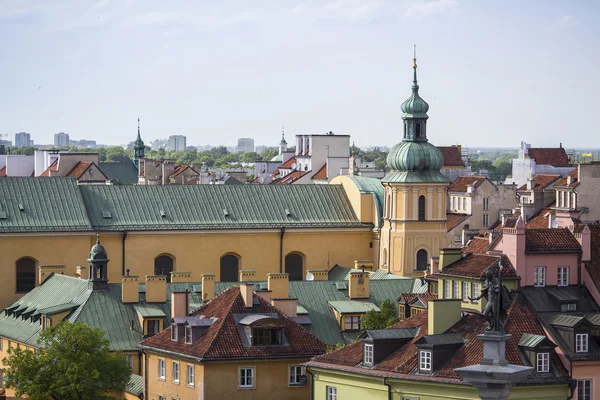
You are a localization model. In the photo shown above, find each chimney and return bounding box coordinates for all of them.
[201,274,215,301]
[428,299,462,335]
[348,270,370,299]
[145,275,167,303]
[171,291,189,319]
[353,260,374,271]
[567,175,573,185]
[170,271,194,283]
[239,270,256,282]
[240,283,254,308]
[39,265,65,284]
[548,213,556,229]
[307,269,328,281]
[267,273,289,299]
[75,265,87,279]
[526,179,533,190]
[439,248,462,270]
[271,298,298,318]
[122,275,140,303]
[430,256,440,274]
[576,225,591,262]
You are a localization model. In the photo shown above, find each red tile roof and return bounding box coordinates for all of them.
[436,146,464,167]
[66,161,94,178]
[170,165,199,178]
[312,163,327,180]
[446,213,470,232]
[524,206,555,229]
[141,286,326,360]
[462,236,490,255]
[311,293,568,382]
[279,156,297,170]
[273,170,309,184]
[554,168,579,188]
[525,229,581,253]
[526,148,570,167]
[517,174,561,191]
[40,159,59,177]
[447,176,487,193]
[399,292,438,304]
[0,166,6,177]
[437,254,516,279]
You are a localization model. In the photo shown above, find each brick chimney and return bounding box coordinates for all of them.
[171,291,189,319]
[430,256,440,274]
[439,248,462,270]
[428,299,462,335]
[348,270,370,299]
[353,260,374,271]
[575,225,591,262]
[170,271,194,283]
[239,270,256,282]
[201,274,215,301]
[267,273,289,299]
[307,269,328,281]
[122,273,140,303]
[145,275,166,303]
[240,283,254,308]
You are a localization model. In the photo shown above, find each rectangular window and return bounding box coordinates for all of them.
[158,359,165,379]
[534,267,546,287]
[558,266,569,286]
[483,197,489,211]
[483,213,489,227]
[344,316,360,330]
[172,361,179,383]
[454,235,461,244]
[576,334,589,353]
[252,328,283,345]
[458,197,462,210]
[185,326,192,344]
[171,325,178,341]
[239,367,255,388]
[147,320,159,335]
[462,282,469,302]
[419,350,432,371]
[158,396,166,400]
[187,364,194,386]
[577,379,592,400]
[327,386,337,400]
[399,304,406,320]
[472,283,480,303]
[289,365,305,385]
[444,280,451,299]
[454,281,460,299]
[364,344,374,364]
[452,197,456,210]
[125,354,133,370]
[536,352,549,372]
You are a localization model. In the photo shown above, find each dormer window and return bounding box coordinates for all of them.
[364,344,374,365]
[171,325,178,341]
[576,333,588,353]
[252,328,283,346]
[419,350,431,371]
[185,326,192,344]
[536,352,549,372]
[560,302,577,312]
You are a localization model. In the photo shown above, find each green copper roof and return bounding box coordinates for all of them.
[328,301,380,314]
[99,162,139,185]
[400,60,429,119]
[382,141,448,184]
[344,176,385,229]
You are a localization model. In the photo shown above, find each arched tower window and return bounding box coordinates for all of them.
[416,250,428,271]
[154,255,174,283]
[285,253,304,281]
[16,257,36,293]
[220,254,240,282]
[418,195,426,221]
[415,123,421,138]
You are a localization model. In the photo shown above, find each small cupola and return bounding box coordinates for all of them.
[88,234,109,291]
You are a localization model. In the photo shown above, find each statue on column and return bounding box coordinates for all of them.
[469,266,511,333]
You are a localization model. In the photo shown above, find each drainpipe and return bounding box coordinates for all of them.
[577,252,582,286]
[306,368,315,400]
[121,231,128,277]
[383,377,392,400]
[280,227,286,273]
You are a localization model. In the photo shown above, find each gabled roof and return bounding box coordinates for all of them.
[398,292,437,305]
[170,165,199,178]
[527,148,570,167]
[518,174,561,191]
[437,254,516,279]
[0,166,6,177]
[39,158,59,177]
[554,168,579,188]
[447,176,487,193]
[312,163,327,180]
[446,213,470,232]
[462,236,490,255]
[525,229,581,253]
[139,286,326,361]
[67,161,108,181]
[279,156,297,170]
[99,161,139,185]
[328,301,379,314]
[272,170,310,184]
[436,146,464,167]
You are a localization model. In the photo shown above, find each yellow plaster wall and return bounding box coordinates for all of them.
[145,352,203,400]
[437,277,518,313]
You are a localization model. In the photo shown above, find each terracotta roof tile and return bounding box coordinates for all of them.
[312,163,327,180]
[462,236,490,255]
[446,213,470,232]
[170,165,199,178]
[67,161,94,178]
[273,170,309,185]
[399,292,438,304]
[518,174,561,191]
[526,148,570,167]
[40,159,59,177]
[525,229,581,253]
[0,166,6,177]
[141,286,326,360]
[279,156,297,170]
[524,206,555,229]
[438,254,516,279]
[436,146,464,167]
[447,176,486,193]
[554,168,579,188]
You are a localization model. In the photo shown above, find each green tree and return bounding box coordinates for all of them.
[360,299,399,331]
[3,321,131,400]
[240,152,259,163]
[259,147,278,161]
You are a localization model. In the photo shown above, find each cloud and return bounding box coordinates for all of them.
[0,4,46,24]
[291,0,390,23]
[404,0,460,19]
[129,10,255,30]
[547,15,578,30]
[95,0,110,8]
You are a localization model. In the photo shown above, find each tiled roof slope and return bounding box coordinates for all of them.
[0,166,6,177]
[99,161,139,185]
[462,236,490,254]
[312,163,327,180]
[526,148,570,167]
[0,177,92,233]
[80,184,365,231]
[344,175,385,229]
[525,206,555,229]
[436,146,464,167]
[446,213,470,232]
[447,176,486,193]
[272,170,309,184]
[140,286,327,360]
[525,229,581,253]
[279,156,297,170]
[437,254,516,279]
[555,168,579,187]
[39,159,59,177]
[67,161,94,178]
[311,293,569,383]
[517,174,561,191]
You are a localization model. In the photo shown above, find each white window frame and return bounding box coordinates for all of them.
[452,197,456,210]
[419,350,432,371]
[125,354,133,369]
[462,282,469,302]
[238,367,255,389]
[576,334,589,353]
[444,280,451,299]
[344,316,360,330]
[187,364,195,387]
[577,379,592,400]
[171,325,178,341]
[289,365,305,386]
[158,358,166,380]
[453,281,460,299]
[483,213,489,227]
[558,266,569,286]
[536,352,549,372]
[327,386,337,400]
[471,283,480,303]
[483,197,489,211]
[534,267,546,287]
[364,344,374,365]
[185,326,192,344]
[172,361,179,383]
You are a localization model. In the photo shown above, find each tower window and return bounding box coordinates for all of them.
[416,123,421,138]
[16,258,36,293]
[416,249,428,271]
[418,195,426,221]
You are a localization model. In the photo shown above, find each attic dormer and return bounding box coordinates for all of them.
[237,314,287,346]
[517,333,556,373]
[551,314,593,355]
[360,328,419,366]
[415,333,464,374]
[171,316,216,344]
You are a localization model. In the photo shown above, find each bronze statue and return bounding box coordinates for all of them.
[469,267,511,333]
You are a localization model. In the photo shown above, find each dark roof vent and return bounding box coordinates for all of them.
[160,210,166,218]
[18,204,24,211]
[285,208,291,217]
[223,209,229,217]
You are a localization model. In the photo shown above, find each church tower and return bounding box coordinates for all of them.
[379,51,449,277]
[88,235,109,290]
[279,128,288,155]
[133,118,145,171]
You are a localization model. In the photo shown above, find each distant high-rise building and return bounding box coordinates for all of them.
[70,139,97,148]
[0,139,12,147]
[14,132,33,147]
[236,138,254,153]
[54,132,70,147]
[168,135,187,151]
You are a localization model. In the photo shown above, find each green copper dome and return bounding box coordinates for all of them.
[401,71,429,119]
[88,235,108,261]
[386,141,444,171]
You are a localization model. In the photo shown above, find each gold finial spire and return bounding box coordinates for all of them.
[413,44,417,69]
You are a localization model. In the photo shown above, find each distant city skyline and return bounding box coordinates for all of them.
[1,1,599,148]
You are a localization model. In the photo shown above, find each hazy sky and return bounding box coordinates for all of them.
[1,0,599,148]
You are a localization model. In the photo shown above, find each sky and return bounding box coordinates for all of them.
[1,0,599,149]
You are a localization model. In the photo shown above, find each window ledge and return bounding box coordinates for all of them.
[238,386,256,390]
[158,377,165,382]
